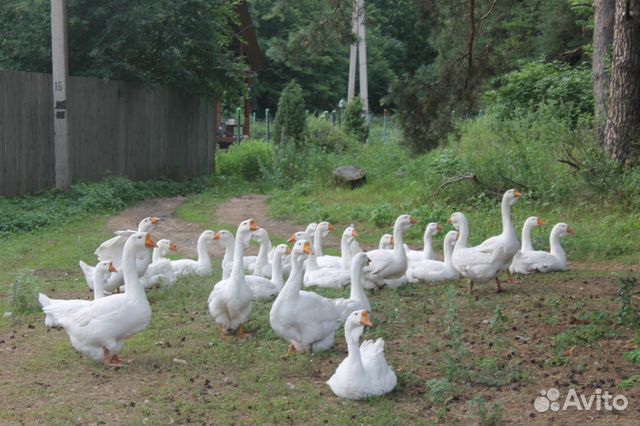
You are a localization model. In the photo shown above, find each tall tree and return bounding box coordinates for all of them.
[593,0,615,145]
[604,0,640,164]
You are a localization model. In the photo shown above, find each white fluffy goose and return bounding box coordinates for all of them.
[317,225,359,270]
[140,239,177,288]
[299,224,351,289]
[406,230,460,283]
[404,222,442,262]
[208,219,257,336]
[39,261,117,328]
[80,217,159,293]
[270,240,342,353]
[449,212,506,293]
[507,216,544,275]
[509,223,574,274]
[378,234,394,250]
[214,229,282,300]
[53,232,156,367]
[249,228,273,278]
[171,230,215,278]
[364,214,417,288]
[475,189,521,284]
[332,252,373,323]
[327,310,397,400]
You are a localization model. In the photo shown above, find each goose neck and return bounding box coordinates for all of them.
[340,235,353,270]
[549,229,566,262]
[196,234,212,268]
[501,199,515,236]
[521,222,535,252]
[271,253,285,290]
[122,244,146,299]
[313,226,325,256]
[350,263,367,302]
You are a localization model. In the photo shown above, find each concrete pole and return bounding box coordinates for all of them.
[51,0,71,191]
[347,0,358,102]
[356,0,369,117]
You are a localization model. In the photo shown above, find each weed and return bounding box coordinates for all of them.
[619,375,640,390]
[9,270,42,314]
[427,378,457,405]
[617,275,640,326]
[467,396,503,426]
[489,305,508,333]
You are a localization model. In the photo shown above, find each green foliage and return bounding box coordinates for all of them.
[344,97,369,143]
[0,176,209,236]
[467,396,504,426]
[427,378,457,405]
[273,81,306,146]
[0,0,244,97]
[617,276,640,326]
[304,116,349,153]
[216,140,273,182]
[624,349,640,366]
[484,60,593,125]
[9,270,41,314]
[555,324,617,356]
[619,374,640,390]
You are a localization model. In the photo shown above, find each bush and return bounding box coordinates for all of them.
[304,116,349,152]
[483,60,593,125]
[273,80,306,146]
[344,97,369,143]
[216,140,273,182]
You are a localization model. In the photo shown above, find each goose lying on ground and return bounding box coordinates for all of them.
[406,230,459,283]
[404,222,442,262]
[140,239,177,288]
[171,230,215,278]
[509,222,574,274]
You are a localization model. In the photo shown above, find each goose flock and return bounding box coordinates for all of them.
[37,189,573,400]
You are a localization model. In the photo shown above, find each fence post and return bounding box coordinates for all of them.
[252,111,256,126]
[265,108,270,143]
[332,110,336,127]
[383,108,388,143]
[236,107,241,142]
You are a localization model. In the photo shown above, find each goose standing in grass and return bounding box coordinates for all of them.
[39,261,117,328]
[509,223,574,274]
[327,310,397,399]
[215,229,283,300]
[54,232,156,367]
[406,230,459,283]
[171,230,215,278]
[475,189,521,285]
[249,228,273,278]
[378,234,394,250]
[208,219,257,336]
[80,216,159,293]
[449,212,507,293]
[140,239,177,288]
[270,240,341,353]
[404,222,442,262]
[364,215,417,288]
[332,252,373,323]
[508,216,544,274]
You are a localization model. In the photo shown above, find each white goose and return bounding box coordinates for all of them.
[378,234,394,250]
[208,219,257,336]
[407,230,460,283]
[301,224,351,289]
[80,217,159,293]
[475,189,521,284]
[52,232,155,367]
[140,239,178,288]
[250,228,273,279]
[364,215,417,288]
[171,230,215,278]
[214,229,282,300]
[508,216,544,275]
[449,212,506,293]
[327,310,397,399]
[317,225,359,270]
[39,261,117,328]
[270,240,341,353]
[332,252,373,323]
[404,222,442,262]
[509,223,574,274]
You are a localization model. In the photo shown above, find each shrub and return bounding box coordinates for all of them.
[9,270,42,314]
[273,80,306,146]
[216,140,273,182]
[344,97,369,143]
[304,116,349,152]
[483,60,593,125]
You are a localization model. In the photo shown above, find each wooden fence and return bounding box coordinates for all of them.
[0,70,215,197]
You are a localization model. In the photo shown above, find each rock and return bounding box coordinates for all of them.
[333,166,366,189]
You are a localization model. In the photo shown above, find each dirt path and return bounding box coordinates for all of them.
[104,194,325,258]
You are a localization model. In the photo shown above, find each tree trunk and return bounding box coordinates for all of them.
[593,0,615,145]
[604,0,640,164]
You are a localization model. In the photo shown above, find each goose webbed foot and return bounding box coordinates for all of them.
[102,347,122,368]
